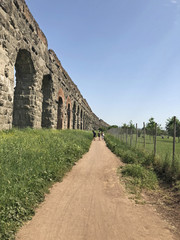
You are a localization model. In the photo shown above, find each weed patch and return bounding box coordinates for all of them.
[105,134,158,197]
[105,134,180,184]
[121,164,158,190]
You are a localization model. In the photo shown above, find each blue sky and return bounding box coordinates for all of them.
[25,0,180,129]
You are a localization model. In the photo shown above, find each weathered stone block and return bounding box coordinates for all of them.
[0,0,109,130]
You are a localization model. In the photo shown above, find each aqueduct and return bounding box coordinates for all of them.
[0,0,108,130]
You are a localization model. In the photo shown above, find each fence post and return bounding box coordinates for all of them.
[154,123,157,156]
[126,128,128,144]
[130,128,132,147]
[136,123,138,146]
[173,116,176,164]
[143,122,146,149]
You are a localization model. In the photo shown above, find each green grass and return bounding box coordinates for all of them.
[111,133,180,181]
[0,128,92,240]
[108,132,180,201]
[105,134,180,198]
[117,134,180,158]
[121,164,158,189]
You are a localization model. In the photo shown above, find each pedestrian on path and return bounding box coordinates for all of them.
[101,132,104,140]
[98,131,101,140]
[92,130,96,141]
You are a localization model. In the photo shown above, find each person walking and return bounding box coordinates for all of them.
[98,131,101,140]
[92,130,96,141]
[101,132,104,140]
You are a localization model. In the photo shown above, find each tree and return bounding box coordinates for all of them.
[107,125,118,130]
[146,117,162,136]
[99,126,107,132]
[128,120,135,129]
[166,117,180,141]
[146,117,156,136]
[146,117,162,135]
[121,123,128,129]
[128,120,135,134]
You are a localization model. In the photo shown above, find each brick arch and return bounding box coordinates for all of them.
[80,109,83,130]
[66,96,72,109]
[72,101,77,129]
[57,88,65,103]
[66,96,72,129]
[83,112,86,130]
[77,105,80,129]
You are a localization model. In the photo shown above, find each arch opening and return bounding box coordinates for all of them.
[83,113,86,130]
[80,109,83,130]
[72,102,76,129]
[13,49,35,128]
[41,74,52,128]
[77,106,80,129]
[67,103,71,129]
[57,97,63,129]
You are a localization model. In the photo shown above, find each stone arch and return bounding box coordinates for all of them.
[57,96,64,129]
[66,96,71,129]
[41,74,52,128]
[57,88,65,103]
[72,101,76,129]
[57,88,65,129]
[80,109,83,130]
[13,49,36,127]
[83,112,86,130]
[77,106,80,129]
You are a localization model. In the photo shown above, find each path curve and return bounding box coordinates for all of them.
[16,140,175,240]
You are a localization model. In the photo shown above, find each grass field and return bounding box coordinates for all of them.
[0,128,92,240]
[112,133,180,159]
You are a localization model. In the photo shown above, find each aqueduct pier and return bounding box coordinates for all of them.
[0,0,109,130]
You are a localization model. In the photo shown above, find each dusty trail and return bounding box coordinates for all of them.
[16,140,175,240]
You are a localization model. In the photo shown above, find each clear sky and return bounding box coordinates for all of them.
[25,0,180,129]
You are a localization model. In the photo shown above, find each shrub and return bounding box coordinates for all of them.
[121,164,158,190]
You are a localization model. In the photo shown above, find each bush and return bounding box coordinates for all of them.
[121,164,158,190]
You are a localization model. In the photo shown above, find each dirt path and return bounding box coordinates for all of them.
[16,140,175,240]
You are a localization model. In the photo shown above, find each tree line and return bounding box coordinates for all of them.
[115,117,180,141]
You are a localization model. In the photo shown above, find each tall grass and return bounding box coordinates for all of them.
[105,134,180,194]
[107,133,180,181]
[0,128,92,240]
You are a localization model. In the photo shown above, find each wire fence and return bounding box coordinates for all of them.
[108,117,180,163]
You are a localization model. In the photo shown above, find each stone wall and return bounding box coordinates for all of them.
[0,0,109,130]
